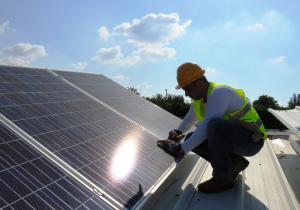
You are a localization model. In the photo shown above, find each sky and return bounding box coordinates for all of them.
[0,0,299,106]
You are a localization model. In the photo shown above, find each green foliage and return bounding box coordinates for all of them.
[253,95,279,108]
[245,97,251,104]
[144,91,296,130]
[253,95,287,130]
[145,94,190,119]
[253,106,287,130]
[288,93,300,109]
[127,87,140,95]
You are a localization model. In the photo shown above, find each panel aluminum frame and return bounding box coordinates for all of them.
[0,64,188,209]
[268,106,300,139]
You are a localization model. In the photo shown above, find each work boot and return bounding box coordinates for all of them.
[232,154,249,180]
[197,176,234,194]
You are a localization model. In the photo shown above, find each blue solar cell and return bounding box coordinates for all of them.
[0,179,21,205]
[0,95,14,106]
[52,70,185,139]
[0,65,180,209]
[15,75,41,84]
[0,83,18,93]
[0,122,112,210]
[0,65,10,74]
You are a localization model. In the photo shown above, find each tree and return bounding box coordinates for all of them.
[145,93,191,119]
[253,94,286,130]
[288,93,300,109]
[253,95,279,108]
[127,87,140,95]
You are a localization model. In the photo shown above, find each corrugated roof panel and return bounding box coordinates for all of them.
[268,106,300,139]
[271,138,300,205]
[290,135,300,155]
[187,164,243,210]
[186,139,299,210]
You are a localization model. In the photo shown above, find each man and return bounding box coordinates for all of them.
[157,62,266,194]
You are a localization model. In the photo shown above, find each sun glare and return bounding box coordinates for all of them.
[111,139,137,180]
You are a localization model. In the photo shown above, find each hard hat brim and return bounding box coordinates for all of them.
[175,84,181,90]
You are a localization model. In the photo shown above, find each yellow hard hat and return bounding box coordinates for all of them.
[175,62,205,89]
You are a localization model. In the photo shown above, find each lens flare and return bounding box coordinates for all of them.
[272,139,285,148]
[111,139,137,180]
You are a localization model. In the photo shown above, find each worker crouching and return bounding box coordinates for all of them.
[157,62,266,194]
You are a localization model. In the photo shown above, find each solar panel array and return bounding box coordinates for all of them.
[0,64,190,209]
[53,70,183,139]
[0,121,111,210]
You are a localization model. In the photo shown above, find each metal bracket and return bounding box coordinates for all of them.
[93,188,103,196]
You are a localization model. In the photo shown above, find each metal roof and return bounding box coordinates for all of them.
[271,138,300,205]
[268,106,300,139]
[290,135,300,155]
[138,106,300,210]
[266,130,294,136]
[139,139,300,210]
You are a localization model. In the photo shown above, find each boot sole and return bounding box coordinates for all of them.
[198,182,234,194]
[233,160,249,180]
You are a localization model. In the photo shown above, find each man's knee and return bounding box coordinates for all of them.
[207,118,224,131]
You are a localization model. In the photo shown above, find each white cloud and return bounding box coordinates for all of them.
[113,75,128,80]
[206,67,216,73]
[239,23,264,30]
[133,46,176,61]
[1,43,48,60]
[136,82,152,93]
[225,22,232,27]
[119,56,141,66]
[113,13,191,45]
[184,96,192,103]
[93,45,176,66]
[263,56,291,73]
[0,56,30,66]
[91,46,123,64]
[264,11,277,18]
[0,21,10,34]
[98,26,110,39]
[98,13,190,65]
[275,56,285,62]
[70,62,87,70]
[120,46,176,65]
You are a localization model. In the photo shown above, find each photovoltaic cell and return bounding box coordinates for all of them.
[52,70,188,139]
[0,65,177,209]
[0,121,112,210]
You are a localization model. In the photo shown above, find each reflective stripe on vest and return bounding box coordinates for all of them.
[192,82,267,139]
[228,101,251,121]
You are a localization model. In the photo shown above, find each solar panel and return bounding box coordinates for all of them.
[0,121,112,210]
[52,70,186,139]
[0,64,181,209]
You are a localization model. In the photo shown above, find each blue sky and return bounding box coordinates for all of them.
[0,0,299,106]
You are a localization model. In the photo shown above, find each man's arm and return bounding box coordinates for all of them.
[157,104,198,155]
[181,89,236,153]
[177,104,199,133]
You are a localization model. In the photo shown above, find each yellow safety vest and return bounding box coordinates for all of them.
[193,82,267,139]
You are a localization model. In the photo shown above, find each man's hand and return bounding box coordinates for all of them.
[168,129,185,142]
[157,140,184,156]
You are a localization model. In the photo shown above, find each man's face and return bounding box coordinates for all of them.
[182,80,205,101]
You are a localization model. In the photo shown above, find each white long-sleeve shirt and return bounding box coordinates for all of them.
[178,85,245,153]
